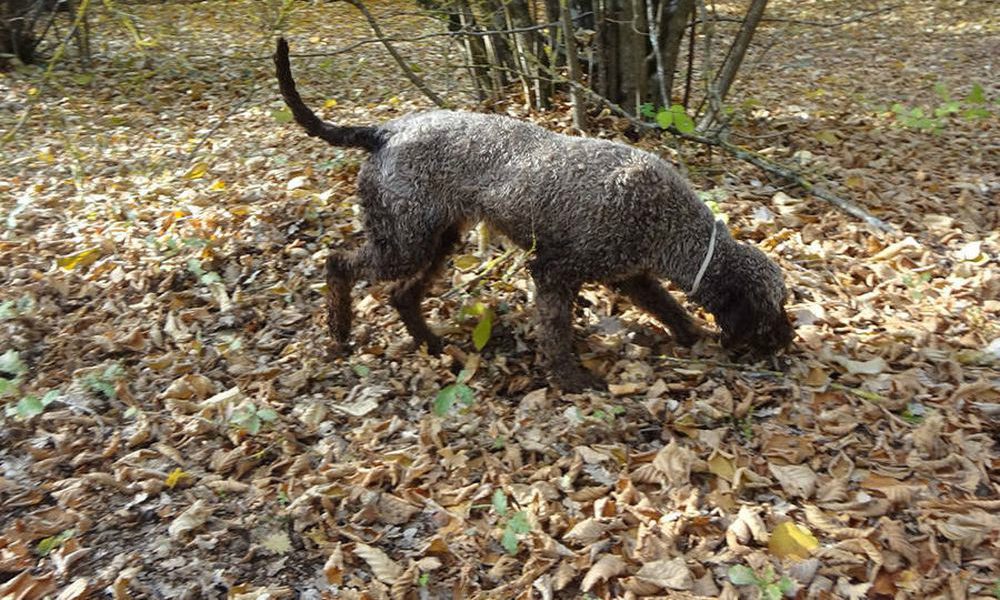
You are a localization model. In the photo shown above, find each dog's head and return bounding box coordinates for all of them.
[699,243,794,355]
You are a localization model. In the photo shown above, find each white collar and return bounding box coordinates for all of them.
[689,219,720,296]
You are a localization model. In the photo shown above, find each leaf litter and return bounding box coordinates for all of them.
[0,0,997,598]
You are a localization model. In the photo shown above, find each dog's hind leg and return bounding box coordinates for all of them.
[326,251,358,345]
[613,274,704,346]
[389,224,462,355]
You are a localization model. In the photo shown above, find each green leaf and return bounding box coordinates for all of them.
[728,565,758,586]
[670,104,696,133]
[352,364,371,377]
[655,109,674,129]
[418,573,429,586]
[778,576,796,594]
[961,106,991,120]
[965,83,986,105]
[455,383,475,406]
[0,300,15,320]
[934,81,951,101]
[508,511,531,534]
[16,395,44,418]
[257,407,278,422]
[501,511,531,555]
[0,349,26,377]
[41,389,60,405]
[763,585,782,600]
[36,529,74,556]
[433,384,460,416]
[472,310,493,351]
[501,524,519,554]
[639,103,656,118]
[272,108,293,123]
[71,73,94,86]
[492,489,508,516]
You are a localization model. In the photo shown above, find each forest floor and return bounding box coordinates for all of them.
[0,0,998,598]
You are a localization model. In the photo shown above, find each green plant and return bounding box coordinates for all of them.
[0,350,61,419]
[187,258,222,285]
[230,404,279,434]
[640,103,696,133]
[433,366,476,417]
[728,564,795,599]
[460,301,495,351]
[492,490,531,555]
[36,529,75,557]
[888,82,993,133]
[591,405,626,423]
[82,363,124,400]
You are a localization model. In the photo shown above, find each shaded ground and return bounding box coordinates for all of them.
[0,0,998,598]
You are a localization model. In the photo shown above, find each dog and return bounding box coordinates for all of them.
[274,38,794,392]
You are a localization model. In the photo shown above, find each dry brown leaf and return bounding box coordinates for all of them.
[167,500,212,539]
[323,543,344,585]
[635,556,694,590]
[934,510,999,549]
[580,554,626,591]
[652,438,693,486]
[726,505,769,549]
[803,505,872,539]
[562,517,615,545]
[769,463,818,499]
[354,542,403,584]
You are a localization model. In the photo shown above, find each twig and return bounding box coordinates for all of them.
[342,0,446,108]
[442,246,521,300]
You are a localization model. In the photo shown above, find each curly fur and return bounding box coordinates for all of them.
[275,38,794,391]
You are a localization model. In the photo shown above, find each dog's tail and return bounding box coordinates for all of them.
[274,38,385,152]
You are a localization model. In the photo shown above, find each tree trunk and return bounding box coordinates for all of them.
[659,0,693,103]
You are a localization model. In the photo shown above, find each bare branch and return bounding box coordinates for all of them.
[342,0,446,107]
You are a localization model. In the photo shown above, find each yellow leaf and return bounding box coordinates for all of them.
[57,247,102,270]
[769,521,819,560]
[708,452,735,482]
[845,175,865,190]
[209,180,226,191]
[814,130,838,145]
[37,150,55,164]
[165,468,188,489]
[453,254,481,271]
[324,98,338,109]
[185,163,208,180]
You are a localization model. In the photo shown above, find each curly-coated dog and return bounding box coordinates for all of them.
[274,38,794,392]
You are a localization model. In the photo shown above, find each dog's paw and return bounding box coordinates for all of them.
[673,324,710,347]
[326,340,354,359]
[419,335,444,356]
[552,367,607,393]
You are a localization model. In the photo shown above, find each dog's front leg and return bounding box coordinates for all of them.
[532,275,606,393]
